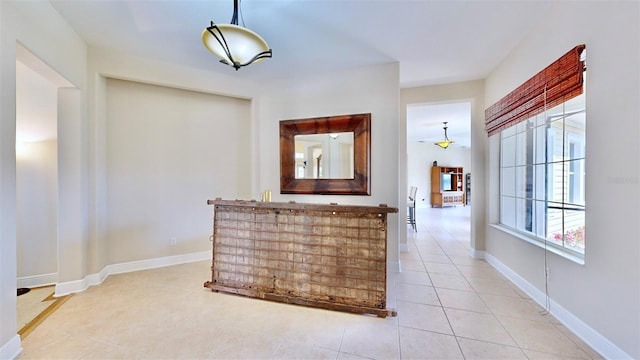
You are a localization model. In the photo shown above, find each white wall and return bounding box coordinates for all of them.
[86,48,261,275]
[407,142,471,208]
[104,78,251,263]
[484,2,639,358]
[15,59,59,283]
[257,62,401,268]
[16,140,58,280]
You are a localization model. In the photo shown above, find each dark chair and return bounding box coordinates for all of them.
[407,186,417,231]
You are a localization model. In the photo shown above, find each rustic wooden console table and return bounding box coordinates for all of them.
[204,199,398,317]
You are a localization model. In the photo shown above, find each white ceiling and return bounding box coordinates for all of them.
[407,102,471,148]
[49,0,553,88]
[34,1,554,146]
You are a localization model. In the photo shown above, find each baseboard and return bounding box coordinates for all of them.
[468,248,485,259]
[388,260,400,272]
[0,334,22,360]
[105,251,210,275]
[17,273,57,289]
[484,252,632,360]
[55,251,210,297]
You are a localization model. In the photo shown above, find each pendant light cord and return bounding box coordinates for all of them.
[239,0,246,27]
[230,0,244,26]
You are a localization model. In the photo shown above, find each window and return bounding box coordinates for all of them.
[485,45,586,261]
[499,93,585,257]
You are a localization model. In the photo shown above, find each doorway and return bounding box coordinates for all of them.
[15,43,73,335]
[405,101,471,234]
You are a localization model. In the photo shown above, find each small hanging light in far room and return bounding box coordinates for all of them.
[202,0,272,70]
[434,122,454,149]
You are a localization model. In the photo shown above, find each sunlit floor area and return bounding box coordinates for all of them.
[18,205,601,359]
[17,286,71,339]
[17,286,56,331]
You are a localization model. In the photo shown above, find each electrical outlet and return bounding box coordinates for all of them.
[170,237,177,246]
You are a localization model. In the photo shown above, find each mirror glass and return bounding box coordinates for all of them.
[294,132,354,179]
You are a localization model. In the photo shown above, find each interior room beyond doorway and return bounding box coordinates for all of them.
[406,101,471,211]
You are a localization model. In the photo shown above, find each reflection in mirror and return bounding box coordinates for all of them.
[294,132,354,179]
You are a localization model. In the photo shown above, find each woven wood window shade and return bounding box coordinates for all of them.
[485,45,586,136]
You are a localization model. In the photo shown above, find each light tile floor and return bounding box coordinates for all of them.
[18,206,602,359]
[17,286,56,331]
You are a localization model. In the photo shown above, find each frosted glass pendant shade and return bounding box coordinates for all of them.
[202,23,272,70]
[434,140,454,149]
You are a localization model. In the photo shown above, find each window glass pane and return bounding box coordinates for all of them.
[547,162,564,203]
[525,165,534,199]
[515,132,527,166]
[501,167,516,197]
[525,129,535,165]
[501,196,516,228]
[502,125,516,137]
[546,103,565,123]
[567,159,586,206]
[564,92,585,114]
[563,208,585,253]
[501,135,516,167]
[548,122,564,164]
[565,114,585,161]
[515,120,527,134]
[515,197,533,232]
[526,117,535,131]
[546,204,564,247]
[533,200,547,238]
[534,125,547,164]
[535,111,547,127]
[545,126,555,164]
[515,165,526,198]
[515,165,534,199]
[534,164,546,201]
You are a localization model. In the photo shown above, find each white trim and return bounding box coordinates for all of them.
[54,278,87,297]
[55,251,210,297]
[0,334,22,360]
[399,242,409,252]
[17,272,57,288]
[468,248,486,259]
[490,224,585,265]
[54,265,108,297]
[484,252,631,360]
[105,251,210,275]
[388,260,400,272]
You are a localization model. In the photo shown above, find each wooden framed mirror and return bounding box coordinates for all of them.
[280,113,371,195]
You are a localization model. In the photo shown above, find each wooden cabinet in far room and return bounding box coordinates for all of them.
[431,166,465,207]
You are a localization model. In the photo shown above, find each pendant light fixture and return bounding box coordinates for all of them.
[434,122,454,149]
[202,0,272,71]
